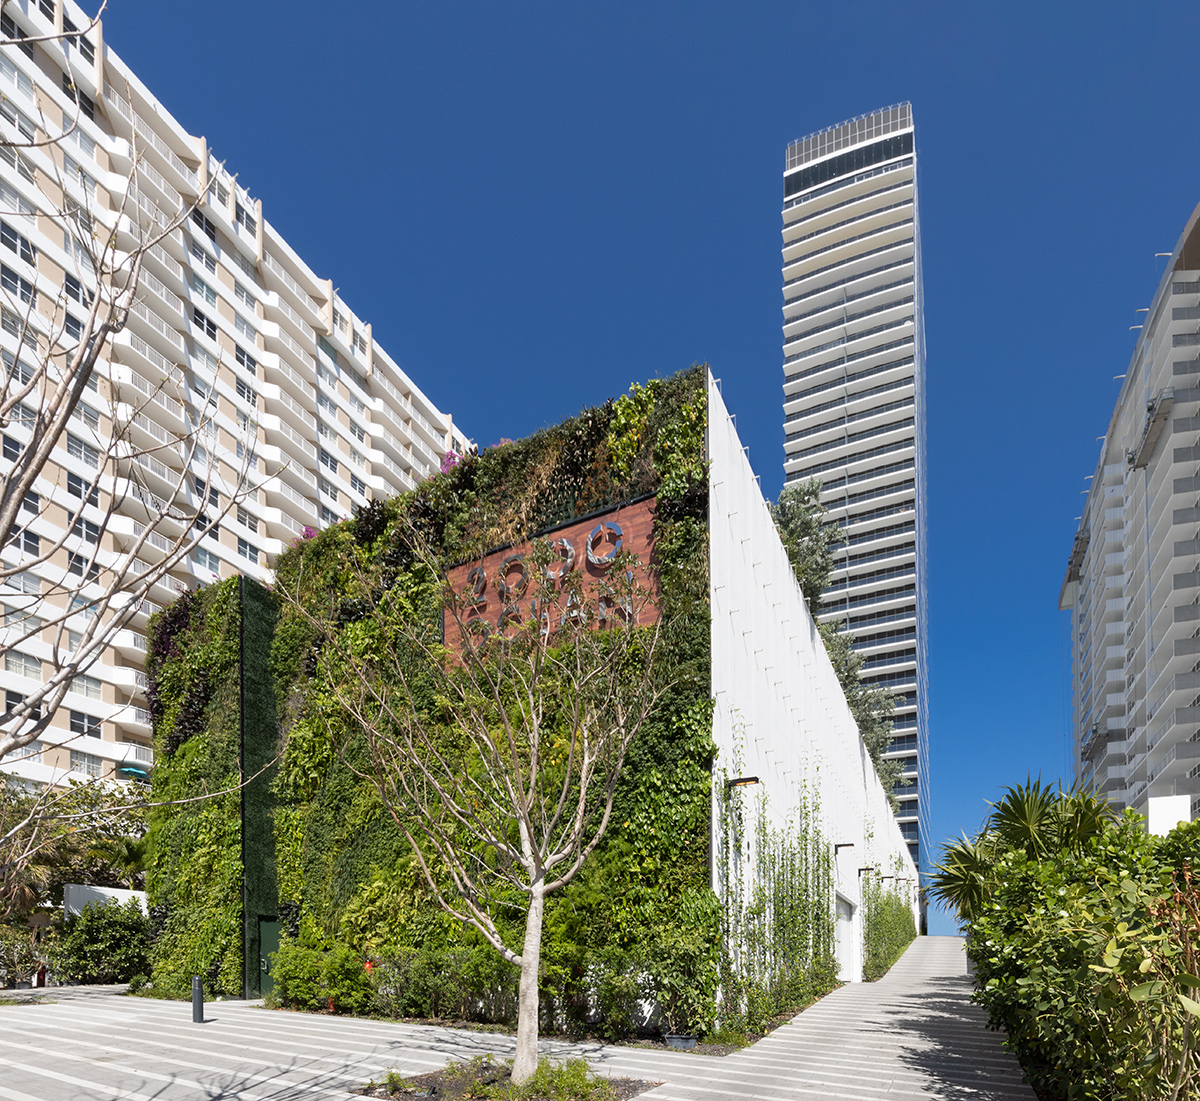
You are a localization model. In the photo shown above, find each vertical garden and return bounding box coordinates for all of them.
[145,366,858,1035]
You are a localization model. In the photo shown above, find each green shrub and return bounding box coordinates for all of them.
[324,943,372,1014]
[270,940,372,1014]
[647,889,720,1034]
[52,899,149,984]
[371,946,516,1021]
[270,941,326,1010]
[0,922,39,984]
[935,786,1200,1100]
[862,883,915,982]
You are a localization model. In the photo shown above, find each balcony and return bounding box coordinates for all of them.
[116,740,153,782]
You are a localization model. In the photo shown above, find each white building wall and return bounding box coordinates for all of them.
[1063,203,1200,824]
[708,372,916,981]
[0,0,469,790]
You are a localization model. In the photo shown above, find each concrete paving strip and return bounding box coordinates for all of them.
[0,937,1034,1101]
[0,1017,372,1096]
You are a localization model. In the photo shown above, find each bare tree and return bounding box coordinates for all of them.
[283,527,667,1083]
[0,12,255,769]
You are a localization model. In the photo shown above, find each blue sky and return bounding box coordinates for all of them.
[104,2,1200,930]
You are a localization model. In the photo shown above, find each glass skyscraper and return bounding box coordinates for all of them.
[780,104,929,872]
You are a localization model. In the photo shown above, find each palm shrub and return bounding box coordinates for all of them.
[932,782,1200,1100]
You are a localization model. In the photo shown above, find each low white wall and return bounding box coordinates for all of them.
[63,884,148,916]
[707,372,917,980]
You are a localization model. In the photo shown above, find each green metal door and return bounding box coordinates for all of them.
[258,919,281,997]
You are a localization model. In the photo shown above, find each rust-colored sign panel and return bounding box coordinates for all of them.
[444,497,659,650]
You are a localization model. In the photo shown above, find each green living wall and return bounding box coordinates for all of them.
[144,576,278,998]
[146,366,844,1035]
[270,367,715,1035]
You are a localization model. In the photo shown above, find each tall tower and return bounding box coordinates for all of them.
[780,104,928,872]
[1061,204,1200,830]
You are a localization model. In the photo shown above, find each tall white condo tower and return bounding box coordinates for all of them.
[780,104,929,872]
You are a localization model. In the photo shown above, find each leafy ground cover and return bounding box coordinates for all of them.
[360,1056,656,1100]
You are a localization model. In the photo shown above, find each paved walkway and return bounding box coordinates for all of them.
[0,936,1032,1100]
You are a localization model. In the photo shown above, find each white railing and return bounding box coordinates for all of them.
[132,189,183,245]
[286,463,316,491]
[272,476,315,512]
[272,295,314,343]
[374,371,402,405]
[133,450,173,483]
[135,671,149,692]
[105,84,198,189]
[124,331,176,379]
[134,156,182,211]
[275,387,315,428]
[275,511,304,537]
[272,323,311,365]
[273,355,315,400]
[131,412,170,445]
[138,267,184,318]
[129,480,168,515]
[130,300,185,353]
[380,454,414,490]
[132,521,171,554]
[276,419,314,458]
[147,241,182,282]
[121,372,183,422]
[412,406,447,444]
[263,252,322,316]
[124,741,153,762]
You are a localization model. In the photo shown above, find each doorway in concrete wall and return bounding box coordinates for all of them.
[835,894,856,982]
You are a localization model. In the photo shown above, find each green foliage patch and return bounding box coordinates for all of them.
[145,578,246,999]
[933,782,1200,1099]
[862,875,916,982]
[50,899,149,984]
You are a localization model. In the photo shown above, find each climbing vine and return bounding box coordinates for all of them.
[862,864,917,982]
[715,750,838,1035]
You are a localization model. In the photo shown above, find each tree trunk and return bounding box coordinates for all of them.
[511,881,546,1084]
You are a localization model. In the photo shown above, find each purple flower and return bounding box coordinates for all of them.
[441,450,460,474]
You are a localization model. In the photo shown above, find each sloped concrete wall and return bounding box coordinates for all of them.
[707,372,916,980]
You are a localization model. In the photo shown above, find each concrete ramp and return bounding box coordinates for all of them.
[636,935,1035,1101]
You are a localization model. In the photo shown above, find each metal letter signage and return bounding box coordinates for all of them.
[586,521,622,567]
[443,498,659,651]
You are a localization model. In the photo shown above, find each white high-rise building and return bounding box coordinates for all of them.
[0,0,468,789]
[780,104,928,870]
[1061,203,1200,831]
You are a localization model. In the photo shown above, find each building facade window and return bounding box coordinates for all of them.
[69,749,101,778]
[191,274,216,306]
[69,674,102,700]
[5,649,40,680]
[195,545,219,573]
[1,219,36,264]
[192,308,217,340]
[70,710,101,738]
[67,433,99,467]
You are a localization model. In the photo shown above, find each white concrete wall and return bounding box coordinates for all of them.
[63,884,147,916]
[708,372,917,981]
